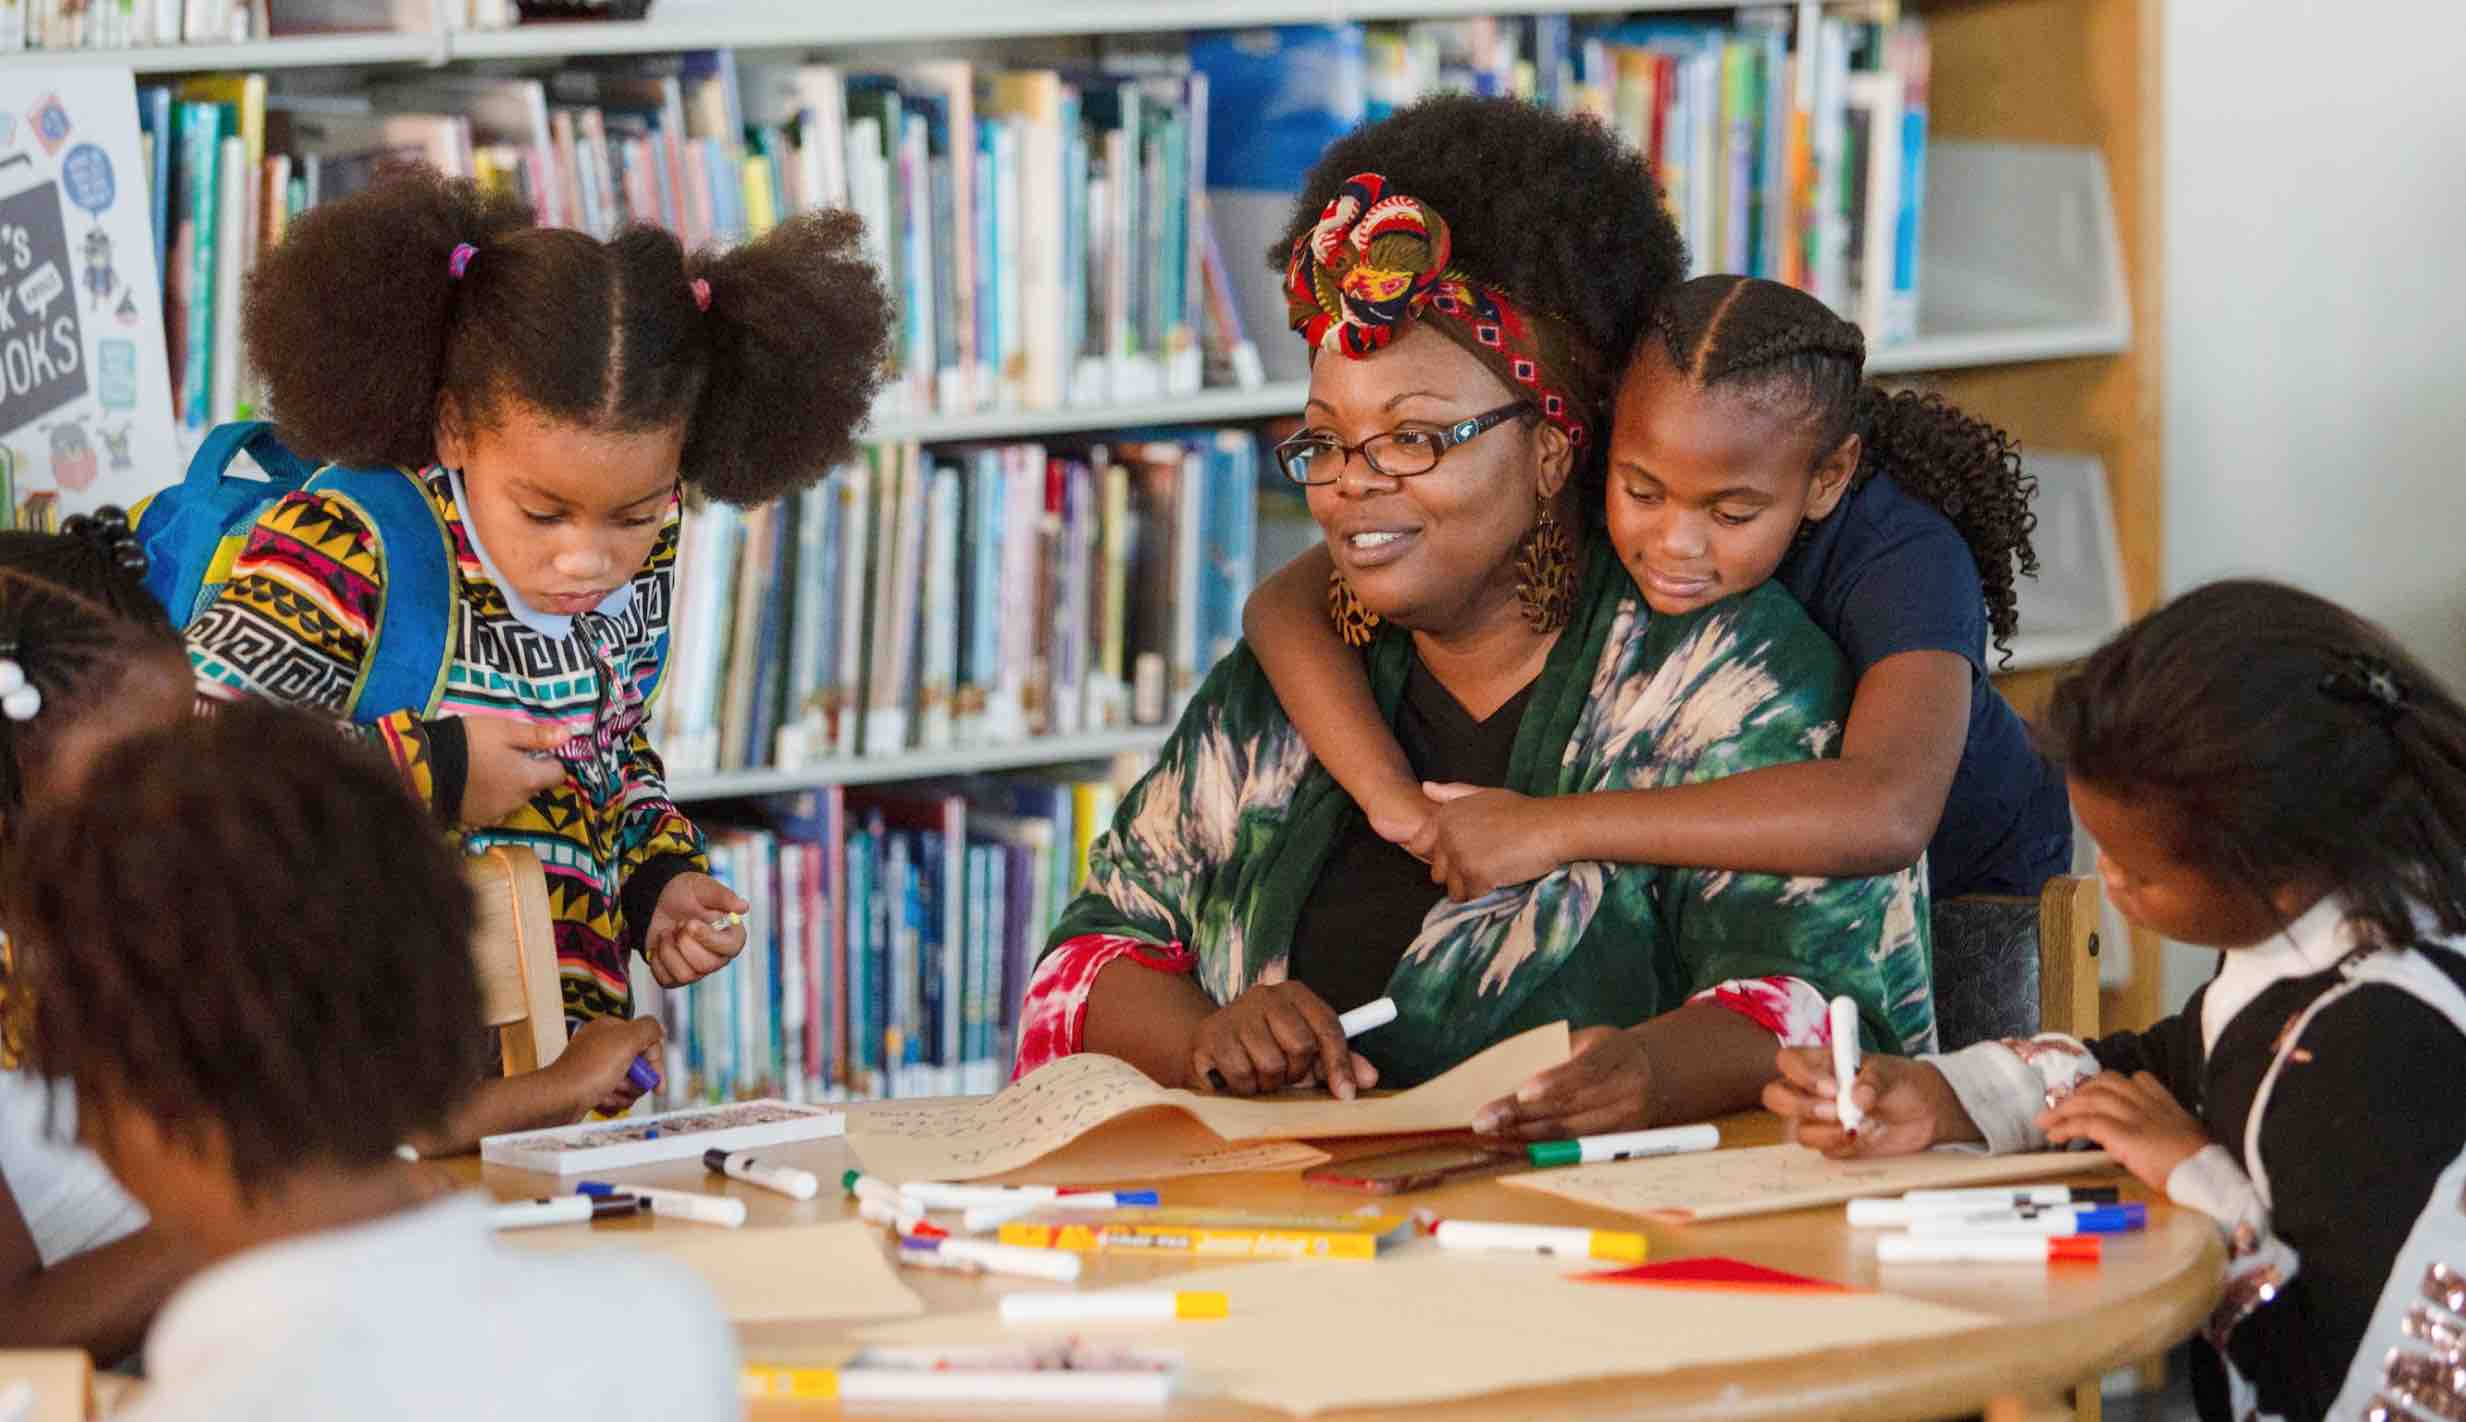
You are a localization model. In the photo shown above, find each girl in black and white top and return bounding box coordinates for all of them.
[1767,578,2466,1422]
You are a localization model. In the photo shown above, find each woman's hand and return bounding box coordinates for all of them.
[456,716,569,826]
[2037,1071,2210,1192]
[1410,783,1567,900]
[550,1016,666,1118]
[1190,982,1378,1100]
[646,872,750,987]
[1472,1025,1652,1139]
[1764,1048,1977,1157]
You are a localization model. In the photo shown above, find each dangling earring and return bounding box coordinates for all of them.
[1514,504,1576,634]
[1328,571,1382,648]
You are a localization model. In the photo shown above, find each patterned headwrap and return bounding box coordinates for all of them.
[1284,171,1607,448]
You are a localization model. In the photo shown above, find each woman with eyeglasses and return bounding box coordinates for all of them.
[1011,98,1931,1139]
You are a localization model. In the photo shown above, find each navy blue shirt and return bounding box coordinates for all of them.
[1774,471,2072,897]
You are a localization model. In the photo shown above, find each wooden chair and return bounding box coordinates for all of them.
[464,844,567,1074]
[1934,874,2106,1422]
[1930,873,2102,1047]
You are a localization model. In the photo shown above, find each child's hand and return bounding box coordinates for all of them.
[2037,1071,2209,1192]
[646,872,749,987]
[1410,783,1564,900]
[1474,1025,1652,1139]
[456,716,568,826]
[552,1016,665,1118]
[1765,1048,1980,1158]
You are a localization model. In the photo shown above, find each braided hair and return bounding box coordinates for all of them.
[6,700,485,1196]
[0,509,183,815]
[1643,276,2039,659]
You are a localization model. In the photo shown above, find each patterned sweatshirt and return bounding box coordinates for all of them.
[187,467,706,1027]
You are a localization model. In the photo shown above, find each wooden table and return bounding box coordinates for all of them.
[455,1114,2221,1422]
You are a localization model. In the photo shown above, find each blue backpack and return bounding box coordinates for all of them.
[133,420,461,724]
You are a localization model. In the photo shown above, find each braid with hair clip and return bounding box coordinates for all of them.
[1642,275,2040,660]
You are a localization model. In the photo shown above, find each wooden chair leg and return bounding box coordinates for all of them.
[2133,1351,2167,1393]
[1984,1393,2077,1422]
[2073,1379,2102,1422]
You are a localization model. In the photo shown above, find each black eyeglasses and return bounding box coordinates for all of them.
[1273,401,1533,486]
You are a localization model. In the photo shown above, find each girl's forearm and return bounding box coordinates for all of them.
[1546,755,1936,880]
[1242,545,1422,825]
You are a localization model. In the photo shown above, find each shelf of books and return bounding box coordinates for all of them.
[39,5,2143,1105]
[0,32,439,72]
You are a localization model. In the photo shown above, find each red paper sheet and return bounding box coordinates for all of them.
[1578,1256,1853,1293]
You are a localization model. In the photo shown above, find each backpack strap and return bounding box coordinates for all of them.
[135,420,323,623]
[303,465,459,723]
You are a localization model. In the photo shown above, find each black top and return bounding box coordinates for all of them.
[1285,655,1538,1043]
[1776,470,2072,896]
[2090,950,2466,1422]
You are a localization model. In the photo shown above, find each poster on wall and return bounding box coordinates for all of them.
[0,71,176,524]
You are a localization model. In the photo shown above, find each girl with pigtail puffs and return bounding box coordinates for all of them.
[188,168,893,1145]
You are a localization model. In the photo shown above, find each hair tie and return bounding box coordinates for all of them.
[61,505,147,576]
[0,652,38,724]
[689,277,711,313]
[448,243,478,281]
[2320,653,2412,724]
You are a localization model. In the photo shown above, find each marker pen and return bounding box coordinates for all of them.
[1901,1185,2123,1208]
[741,1363,1174,1407]
[1525,1123,1720,1168]
[1337,996,1397,1037]
[999,1291,1228,1326]
[843,1169,910,1213]
[1830,996,1864,1135]
[858,1196,934,1237]
[900,1182,1162,1211]
[577,1181,746,1228]
[1204,995,1394,1092]
[1876,1234,2102,1264]
[625,1056,661,1093]
[707,1148,818,1200]
[1907,1203,2146,1237]
[490,1195,642,1230]
[904,1234,1084,1283]
[1847,1190,2123,1227]
[1427,1218,1648,1265]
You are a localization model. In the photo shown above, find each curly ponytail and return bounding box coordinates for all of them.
[682,207,890,504]
[1643,275,2041,659]
[243,166,533,469]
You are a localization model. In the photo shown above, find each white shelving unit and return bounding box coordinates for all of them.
[669,728,1168,801]
[867,383,1308,446]
[0,30,440,72]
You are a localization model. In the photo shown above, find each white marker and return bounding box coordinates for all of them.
[705,1148,819,1201]
[1876,1234,2101,1265]
[999,1291,1228,1326]
[1829,996,1864,1135]
[577,1181,746,1228]
[963,1201,1049,1232]
[1524,1123,1721,1168]
[1847,1186,2124,1227]
[901,1181,1062,1210]
[1428,1218,1647,1265]
[490,1195,641,1230]
[859,1196,931,1236]
[1902,1185,2122,1208]
[1338,996,1398,1037]
[907,1234,1085,1283]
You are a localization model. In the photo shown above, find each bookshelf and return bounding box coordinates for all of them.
[670,728,1169,802]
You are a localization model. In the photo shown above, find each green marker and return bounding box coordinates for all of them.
[1525,1123,1722,1168]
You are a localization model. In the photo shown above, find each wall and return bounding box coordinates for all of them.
[2159,0,2466,1007]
